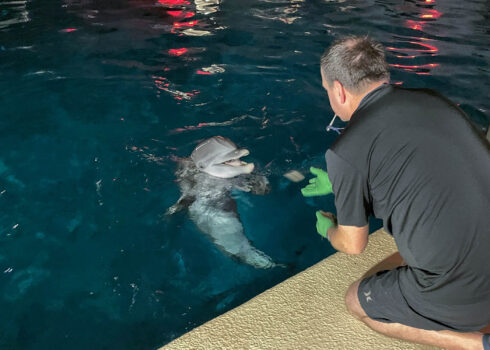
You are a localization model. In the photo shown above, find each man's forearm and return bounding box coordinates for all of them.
[327,226,350,254]
[327,224,369,255]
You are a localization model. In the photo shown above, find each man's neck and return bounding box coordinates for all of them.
[347,80,389,119]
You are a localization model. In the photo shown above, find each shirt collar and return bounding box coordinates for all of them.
[350,83,392,122]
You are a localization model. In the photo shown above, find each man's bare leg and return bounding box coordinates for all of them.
[345,252,486,350]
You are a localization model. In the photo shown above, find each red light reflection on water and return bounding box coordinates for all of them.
[153,75,200,102]
[167,10,195,18]
[405,20,423,31]
[173,20,199,29]
[390,63,438,68]
[168,48,188,56]
[404,1,442,31]
[389,63,439,74]
[60,28,77,33]
[386,41,438,58]
[420,9,442,19]
[158,0,190,6]
[388,41,438,53]
[196,70,212,75]
[171,20,200,34]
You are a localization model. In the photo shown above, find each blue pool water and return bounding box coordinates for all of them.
[1,0,488,348]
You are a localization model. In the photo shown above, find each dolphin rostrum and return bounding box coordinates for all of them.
[167,136,280,269]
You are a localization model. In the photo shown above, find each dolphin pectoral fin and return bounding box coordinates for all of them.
[240,246,280,269]
[233,183,252,192]
[233,174,271,195]
[231,175,255,192]
[165,195,196,216]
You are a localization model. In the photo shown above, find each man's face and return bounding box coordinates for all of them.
[321,70,343,120]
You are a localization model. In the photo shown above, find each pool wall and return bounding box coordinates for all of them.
[160,229,439,350]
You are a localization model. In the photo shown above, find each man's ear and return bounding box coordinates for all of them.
[333,80,347,104]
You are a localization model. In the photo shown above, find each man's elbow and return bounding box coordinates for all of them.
[344,244,366,255]
[343,238,368,255]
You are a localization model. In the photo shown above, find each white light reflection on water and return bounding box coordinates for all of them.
[0,0,30,30]
[252,0,304,24]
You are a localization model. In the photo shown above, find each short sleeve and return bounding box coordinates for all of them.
[326,150,370,227]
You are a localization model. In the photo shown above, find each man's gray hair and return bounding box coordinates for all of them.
[321,35,390,93]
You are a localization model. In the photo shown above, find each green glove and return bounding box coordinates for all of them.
[301,167,333,197]
[315,211,335,239]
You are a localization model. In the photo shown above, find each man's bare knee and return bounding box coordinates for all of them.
[345,280,367,320]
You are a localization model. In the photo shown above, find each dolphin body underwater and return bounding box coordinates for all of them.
[167,136,280,269]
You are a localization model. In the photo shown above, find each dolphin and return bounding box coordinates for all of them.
[167,136,279,269]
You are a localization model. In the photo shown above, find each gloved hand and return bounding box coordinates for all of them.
[301,167,333,197]
[315,211,336,239]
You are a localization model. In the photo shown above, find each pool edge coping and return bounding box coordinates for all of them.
[160,229,439,350]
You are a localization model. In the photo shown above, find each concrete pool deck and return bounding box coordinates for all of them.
[160,229,440,350]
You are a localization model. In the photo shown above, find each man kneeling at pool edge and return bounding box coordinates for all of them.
[301,35,490,350]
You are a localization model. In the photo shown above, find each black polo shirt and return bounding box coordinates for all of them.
[326,85,490,308]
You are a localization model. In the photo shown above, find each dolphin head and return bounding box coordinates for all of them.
[191,136,255,178]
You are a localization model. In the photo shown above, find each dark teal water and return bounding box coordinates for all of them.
[0,0,488,349]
